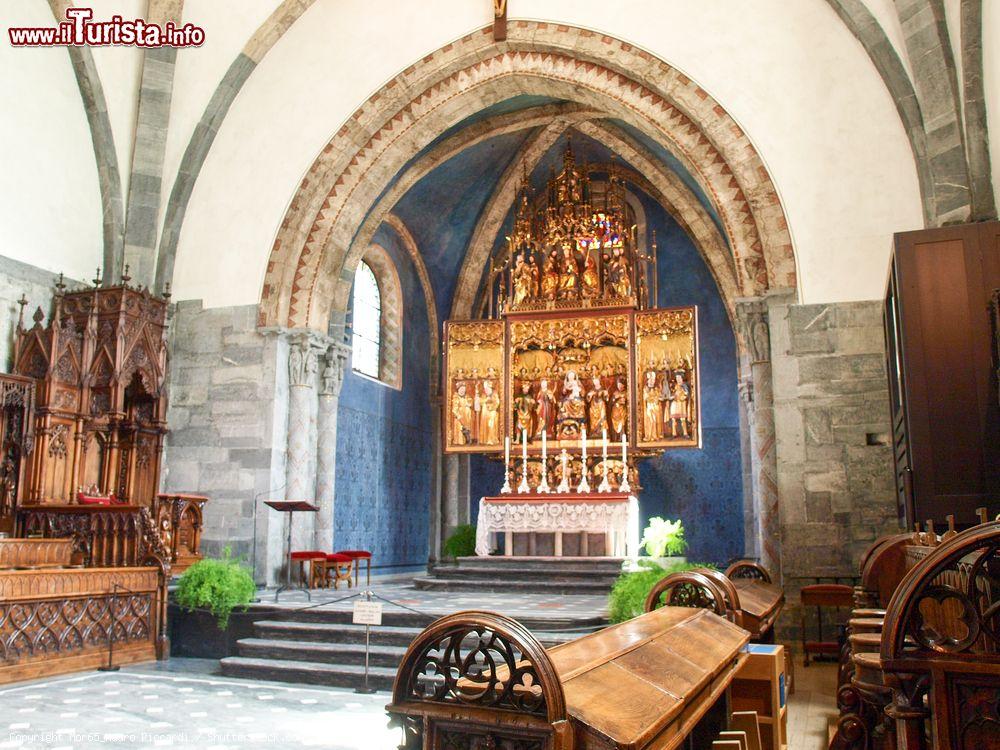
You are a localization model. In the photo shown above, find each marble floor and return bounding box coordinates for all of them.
[0,655,838,750]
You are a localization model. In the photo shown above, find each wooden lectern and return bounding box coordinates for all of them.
[264,500,318,601]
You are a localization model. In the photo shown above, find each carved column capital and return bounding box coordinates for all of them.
[735,297,771,365]
[320,343,350,398]
[287,333,319,388]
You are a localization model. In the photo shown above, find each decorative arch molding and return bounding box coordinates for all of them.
[258,23,795,332]
[338,103,599,313]
[355,243,403,390]
[381,213,441,396]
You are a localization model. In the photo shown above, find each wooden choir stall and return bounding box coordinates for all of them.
[387,607,757,750]
[0,274,201,683]
[830,512,1000,750]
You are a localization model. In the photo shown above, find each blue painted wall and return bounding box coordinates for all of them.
[638,192,744,566]
[333,223,433,572]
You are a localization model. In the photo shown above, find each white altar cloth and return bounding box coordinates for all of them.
[475,493,639,557]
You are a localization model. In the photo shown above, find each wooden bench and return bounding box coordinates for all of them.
[388,607,754,749]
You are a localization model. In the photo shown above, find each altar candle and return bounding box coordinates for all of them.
[602,429,608,461]
[541,429,547,467]
[581,426,587,463]
[504,435,510,468]
[622,434,627,465]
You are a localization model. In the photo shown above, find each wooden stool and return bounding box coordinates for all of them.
[317,553,353,589]
[336,549,372,586]
[290,550,326,588]
[800,583,853,665]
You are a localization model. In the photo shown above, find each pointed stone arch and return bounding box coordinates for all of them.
[258,22,796,333]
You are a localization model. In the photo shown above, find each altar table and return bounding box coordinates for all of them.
[475,492,639,557]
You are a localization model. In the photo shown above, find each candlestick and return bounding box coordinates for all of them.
[597,428,611,492]
[577,426,591,493]
[537,430,551,492]
[557,449,570,493]
[517,429,530,493]
[500,436,512,493]
[619,434,631,493]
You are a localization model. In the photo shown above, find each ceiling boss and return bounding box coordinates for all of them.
[444,143,700,498]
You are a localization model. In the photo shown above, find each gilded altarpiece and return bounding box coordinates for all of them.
[508,314,631,450]
[444,321,505,453]
[634,308,700,449]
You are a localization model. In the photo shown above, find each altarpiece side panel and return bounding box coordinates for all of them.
[634,307,700,449]
[444,320,506,453]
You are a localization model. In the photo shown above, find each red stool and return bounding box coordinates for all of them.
[317,553,353,589]
[336,550,372,586]
[290,550,326,588]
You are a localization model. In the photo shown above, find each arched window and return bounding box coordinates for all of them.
[351,262,381,379]
[349,246,403,388]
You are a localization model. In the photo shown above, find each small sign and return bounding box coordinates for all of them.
[352,600,383,625]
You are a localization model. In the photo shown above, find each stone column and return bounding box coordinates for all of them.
[427,395,444,564]
[313,343,349,550]
[285,332,319,552]
[736,298,781,579]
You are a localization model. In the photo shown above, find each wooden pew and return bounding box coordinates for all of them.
[0,535,169,684]
[880,520,1000,750]
[16,503,170,570]
[387,607,752,750]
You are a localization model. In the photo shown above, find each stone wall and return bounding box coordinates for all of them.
[0,255,74,371]
[163,300,289,584]
[770,296,902,641]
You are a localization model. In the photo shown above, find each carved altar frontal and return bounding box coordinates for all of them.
[475,493,639,558]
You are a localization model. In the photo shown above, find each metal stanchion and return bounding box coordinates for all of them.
[98,584,124,672]
[354,588,377,695]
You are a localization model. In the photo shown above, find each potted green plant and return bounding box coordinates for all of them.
[169,548,268,658]
[640,517,688,568]
[442,524,477,560]
[607,559,712,623]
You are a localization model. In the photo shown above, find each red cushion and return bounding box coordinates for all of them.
[326,553,352,563]
[77,495,111,505]
[291,550,326,560]
[336,550,371,559]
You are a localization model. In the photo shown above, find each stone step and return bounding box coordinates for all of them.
[428,564,621,582]
[238,638,408,669]
[413,576,613,596]
[253,620,425,647]
[220,656,397,691]
[252,619,594,648]
[452,556,625,573]
[259,607,607,631]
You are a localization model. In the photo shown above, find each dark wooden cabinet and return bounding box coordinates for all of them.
[884,221,1000,528]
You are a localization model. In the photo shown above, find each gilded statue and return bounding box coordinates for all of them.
[534,378,556,439]
[607,246,632,298]
[610,378,628,440]
[665,371,692,438]
[586,376,608,434]
[541,251,559,300]
[557,246,580,299]
[475,379,501,445]
[452,383,474,445]
[513,381,535,438]
[581,250,600,298]
[510,253,537,307]
[557,370,586,439]
[641,370,663,441]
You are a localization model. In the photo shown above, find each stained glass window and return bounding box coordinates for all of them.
[351,261,381,379]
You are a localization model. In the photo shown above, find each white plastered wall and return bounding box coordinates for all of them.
[0,0,103,279]
[170,0,923,308]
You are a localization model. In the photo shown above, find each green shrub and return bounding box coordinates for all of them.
[640,517,688,557]
[175,548,256,629]
[607,559,715,623]
[443,524,477,559]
